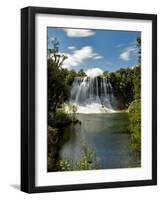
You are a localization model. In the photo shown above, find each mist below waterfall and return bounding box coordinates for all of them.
[70,76,117,113]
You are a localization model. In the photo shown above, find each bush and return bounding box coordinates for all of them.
[48,110,71,128]
[47,126,59,171]
[128,99,141,154]
[58,145,97,171]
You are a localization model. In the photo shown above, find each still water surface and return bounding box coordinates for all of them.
[59,113,140,169]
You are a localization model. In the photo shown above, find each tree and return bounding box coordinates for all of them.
[129,99,141,155]
[136,36,141,64]
[133,65,141,99]
[49,37,67,68]
[108,68,135,108]
[103,71,109,78]
[77,69,86,77]
[48,38,70,114]
[66,70,77,86]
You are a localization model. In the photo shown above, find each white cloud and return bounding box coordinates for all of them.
[120,45,137,61]
[85,68,103,78]
[68,46,76,50]
[120,51,130,61]
[62,46,93,69]
[63,29,95,37]
[61,46,102,69]
[93,55,103,60]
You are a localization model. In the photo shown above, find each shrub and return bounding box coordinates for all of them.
[128,99,141,154]
[58,145,97,171]
[48,110,71,128]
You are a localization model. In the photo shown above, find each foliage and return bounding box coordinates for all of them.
[48,37,82,137]
[48,50,70,114]
[103,71,110,78]
[127,37,141,155]
[113,68,134,107]
[77,69,86,77]
[103,66,140,108]
[136,36,141,64]
[48,110,72,128]
[133,65,141,99]
[58,160,72,171]
[75,145,97,170]
[66,69,77,86]
[64,68,86,86]
[58,145,97,171]
[48,153,56,171]
[102,63,141,109]
[48,126,59,171]
[128,99,141,154]
[67,103,78,121]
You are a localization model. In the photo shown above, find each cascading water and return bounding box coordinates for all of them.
[70,76,117,113]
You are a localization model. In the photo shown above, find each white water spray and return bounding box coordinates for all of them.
[70,68,117,113]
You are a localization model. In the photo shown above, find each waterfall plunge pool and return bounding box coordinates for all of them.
[59,112,140,170]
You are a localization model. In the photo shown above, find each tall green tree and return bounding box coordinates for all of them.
[48,38,69,114]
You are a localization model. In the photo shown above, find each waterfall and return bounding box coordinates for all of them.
[70,76,117,113]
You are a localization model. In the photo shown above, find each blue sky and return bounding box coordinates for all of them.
[48,27,141,72]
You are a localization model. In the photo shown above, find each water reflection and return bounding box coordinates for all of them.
[59,113,140,170]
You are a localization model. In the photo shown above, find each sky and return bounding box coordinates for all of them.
[48,27,141,72]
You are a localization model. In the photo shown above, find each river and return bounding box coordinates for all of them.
[59,113,140,170]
